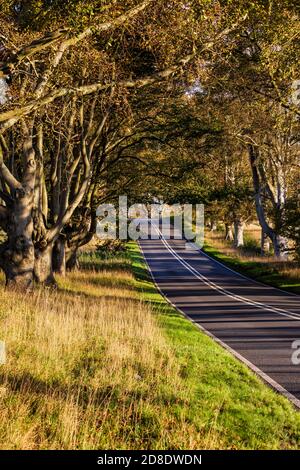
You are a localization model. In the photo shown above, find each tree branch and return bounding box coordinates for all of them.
[0,141,22,191]
[1,0,155,81]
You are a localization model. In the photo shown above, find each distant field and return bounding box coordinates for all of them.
[0,244,299,449]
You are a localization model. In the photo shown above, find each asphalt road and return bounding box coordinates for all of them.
[139,225,300,408]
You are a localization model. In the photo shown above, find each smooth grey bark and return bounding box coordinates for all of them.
[261,229,270,256]
[0,193,35,288]
[225,224,234,241]
[248,145,288,259]
[0,126,36,288]
[53,237,66,276]
[65,208,97,271]
[233,219,244,248]
[34,244,56,285]
[272,234,288,259]
[66,248,79,271]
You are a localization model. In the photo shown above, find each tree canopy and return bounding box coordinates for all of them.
[0,0,299,287]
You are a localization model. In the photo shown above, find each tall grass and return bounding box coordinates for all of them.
[206,228,300,285]
[0,259,188,449]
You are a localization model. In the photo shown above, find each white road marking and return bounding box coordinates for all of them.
[139,238,300,409]
[192,242,300,298]
[151,223,300,321]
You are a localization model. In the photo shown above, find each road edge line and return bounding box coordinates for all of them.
[155,226,300,321]
[197,243,300,298]
[138,242,300,411]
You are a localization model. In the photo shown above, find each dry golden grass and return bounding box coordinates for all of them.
[0,255,214,450]
[279,266,300,281]
[206,228,300,279]
[206,227,268,263]
[204,227,300,297]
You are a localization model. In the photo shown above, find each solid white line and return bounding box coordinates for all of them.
[152,224,300,321]
[138,241,300,410]
[193,242,300,299]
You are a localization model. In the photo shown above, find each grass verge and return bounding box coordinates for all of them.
[202,236,300,295]
[128,242,300,450]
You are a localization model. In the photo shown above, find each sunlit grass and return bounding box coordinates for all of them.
[0,260,188,449]
[205,229,300,293]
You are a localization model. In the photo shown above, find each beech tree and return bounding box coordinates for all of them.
[190,0,300,257]
[0,0,251,287]
[2,0,296,289]
[0,0,161,287]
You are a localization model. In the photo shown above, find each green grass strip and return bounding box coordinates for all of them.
[127,241,300,450]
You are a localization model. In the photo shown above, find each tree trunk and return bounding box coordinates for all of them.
[0,123,36,289]
[66,248,79,271]
[210,219,217,231]
[261,229,270,256]
[234,219,244,248]
[248,145,289,260]
[34,244,56,286]
[52,237,66,276]
[225,224,234,241]
[272,233,288,259]
[0,195,35,289]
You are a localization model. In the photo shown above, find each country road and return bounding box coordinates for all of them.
[139,225,300,408]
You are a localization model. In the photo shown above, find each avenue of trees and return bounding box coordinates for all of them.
[0,0,299,288]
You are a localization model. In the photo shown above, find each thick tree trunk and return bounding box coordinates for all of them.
[248,145,286,259]
[0,123,36,289]
[0,195,35,289]
[261,229,270,256]
[34,244,56,285]
[225,224,234,241]
[234,219,244,248]
[52,237,66,276]
[272,234,288,259]
[66,248,79,271]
